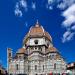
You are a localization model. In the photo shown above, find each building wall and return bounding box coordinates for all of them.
[26,37,52,47]
[8,37,66,75]
[28,38,45,46]
[8,52,66,74]
[9,58,26,74]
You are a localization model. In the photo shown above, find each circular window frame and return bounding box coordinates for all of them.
[34,40,38,44]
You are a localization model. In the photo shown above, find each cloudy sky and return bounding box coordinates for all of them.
[0,0,75,68]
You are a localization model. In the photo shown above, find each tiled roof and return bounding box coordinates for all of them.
[55,54,61,60]
[17,48,26,54]
[48,47,57,52]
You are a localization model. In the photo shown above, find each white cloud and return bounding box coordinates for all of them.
[14,8,22,17]
[19,0,28,11]
[61,4,75,43]
[62,31,75,43]
[46,0,75,10]
[14,0,28,17]
[25,22,28,27]
[48,0,54,5]
[14,1,23,17]
[20,0,27,8]
[57,0,75,10]
[62,4,75,17]
[15,2,19,9]
[71,25,75,30]
[14,9,22,17]
[57,3,67,10]
[46,0,54,10]
[62,15,75,27]
[49,6,53,10]
[63,31,71,38]
[46,4,53,10]
[67,32,75,41]
[32,2,36,10]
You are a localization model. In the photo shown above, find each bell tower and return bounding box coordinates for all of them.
[7,48,12,73]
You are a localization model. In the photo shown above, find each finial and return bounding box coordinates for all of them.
[35,19,39,27]
[36,19,39,24]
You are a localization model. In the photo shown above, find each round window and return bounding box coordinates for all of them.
[34,40,38,44]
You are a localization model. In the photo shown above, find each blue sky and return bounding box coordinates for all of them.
[0,0,75,68]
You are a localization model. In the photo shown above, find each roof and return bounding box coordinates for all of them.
[17,48,26,54]
[23,21,52,43]
[48,47,57,52]
[48,47,61,59]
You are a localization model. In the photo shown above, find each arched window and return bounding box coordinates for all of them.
[16,64,19,70]
[38,47,42,51]
[43,65,44,71]
[35,65,37,70]
[28,65,30,72]
[54,63,56,69]
[9,53,11,57]
[50,54,54,59]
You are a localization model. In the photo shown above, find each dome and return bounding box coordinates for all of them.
[24,21,52,43]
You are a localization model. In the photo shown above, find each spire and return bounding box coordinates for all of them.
[35,19,40,27]
[36,19,39,24]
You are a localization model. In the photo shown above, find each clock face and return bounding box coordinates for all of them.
[34,40,38,44]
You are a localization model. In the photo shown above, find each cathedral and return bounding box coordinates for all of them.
[7,21,67,75]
